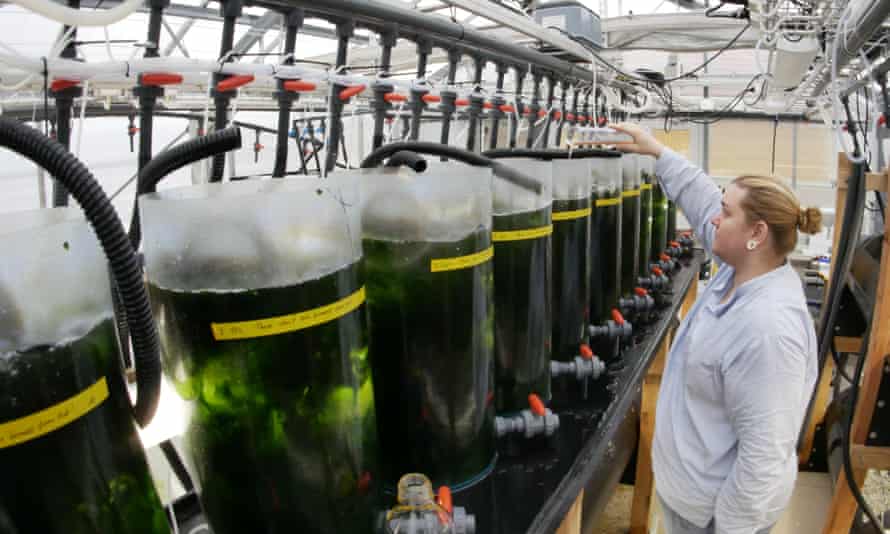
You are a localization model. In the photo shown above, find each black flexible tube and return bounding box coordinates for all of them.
[273,11,302,178]
[0,116,161,427]
[53,96,73,206]
[129,127,243,248]
[385,150,427,172]
[361,141,541,193]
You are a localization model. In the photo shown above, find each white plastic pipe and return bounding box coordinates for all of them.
[8,0,143,27]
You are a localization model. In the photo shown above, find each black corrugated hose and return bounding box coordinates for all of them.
[0,116,161,427]
[361,140,542,194]
[128,127,242,248]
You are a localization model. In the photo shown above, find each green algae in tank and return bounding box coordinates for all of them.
[363,229,496,488]
[0,319,169,534]
[621,187,641,296]
[492,207,552,413]
[638,174,654,277]
[651,182,669,259]
[149,262,376,534]
[589,189,623,323]
[550,198,590,361]
[667,200,677,242]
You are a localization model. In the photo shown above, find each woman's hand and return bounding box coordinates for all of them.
[611,123,665,159]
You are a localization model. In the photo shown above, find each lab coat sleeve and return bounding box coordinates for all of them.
[714,329,809,534]
[654,147,721,255]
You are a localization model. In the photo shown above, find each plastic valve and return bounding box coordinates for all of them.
[437,486,452,514]
[537,110,547,118]
[422,94,441,104]
[284,80,316,92]
[339,84,366,100]
[216,74,254,92]
[553,111,562,120]
[499,104,515,113]
[566,113,575,121]
[482,101,494,109]
[579,344,594,359]
[50,78,79,92]
[140,72,183,86]
[455,98,470,106]
[611,308,625,325]
[383,92,407,102]
[528,394,546,416]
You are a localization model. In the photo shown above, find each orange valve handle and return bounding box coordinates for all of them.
[50,78,80,92]
[437,486,453,513]
[140,72,183,86]
[499,104,515,113]
[652,266,664,277]
[660,253,671,262]
[598,117,607,126]
[611,308,626,325]
[566,113,575,121]
[338,84,366,101]
[537,110,547,118]
[283,80,316,92]
[670,240,681,248]
[635,287,648,297]
[216,74,254,92]
[455,98,470,107]
[482,101,494,109]
[553,111,562,120]
[522,109,532,116]
[580,344,594,360]
[384,92,407,102]
[528,394,547,416]
[578,115,587,122]
[422,94,441,104]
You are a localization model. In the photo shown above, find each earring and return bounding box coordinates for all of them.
[746,240,757,251]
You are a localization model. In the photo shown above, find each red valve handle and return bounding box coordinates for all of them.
[283,80,316,92]
[437,486,453,514]
[528,394,546,416]
[537,110,547,118]
[422,94,441,104]
[598,117,607,126]
[140,72,183,86]
[522,109,532,116]
[128,127,140,134]
[566,113,575,121]
[499,104,515,113]
[339,84,366,101]
[254,143,264,151]
[611,308,625,325]
[652,266,664,277]
[660,253,671,262]
[216,74,254,92]
[670,240,680,248]
[580,344,594,360]
[553,111,562,120]
[50,78,79,92]
[880,114,887,126]
[384,92,407,102]
[578,115,587,122]
[455,98,470,106]
[635,287,648,297]
[482,101,494,109]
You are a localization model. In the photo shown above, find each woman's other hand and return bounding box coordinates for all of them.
[611,123,665,159]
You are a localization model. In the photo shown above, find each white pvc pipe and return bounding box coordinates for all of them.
[8,0,143,27]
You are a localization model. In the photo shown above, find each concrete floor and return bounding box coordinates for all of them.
[592,472,834,534]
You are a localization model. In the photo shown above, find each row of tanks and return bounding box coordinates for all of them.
[0,137,693,534]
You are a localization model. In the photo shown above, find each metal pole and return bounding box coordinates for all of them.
[272,9,303,177]
[209,0,243,182]
[325,20,355,173]
[466,55,486,152]
[541,76,555,148]
[488,63,507,150]
[510,67,526,148]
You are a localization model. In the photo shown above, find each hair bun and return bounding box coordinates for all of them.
[798,206,823,234]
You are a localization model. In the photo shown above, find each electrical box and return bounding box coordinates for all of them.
[532,0,603,49]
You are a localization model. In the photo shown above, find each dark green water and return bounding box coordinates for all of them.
[551,198,590,362]
[651,182,669,259]
[621,188,641,296]
[492,207,552,413]
[667,200,677,242]
[589,189,622,323]
[363,229,495,489]
[149,263,376,534]
[638,174,654,277]
[0,319,169,534]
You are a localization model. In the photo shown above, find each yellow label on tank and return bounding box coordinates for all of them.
[622,189,641,197]
[430,246,494,273]
[552,207,592,221]
[211,287,366,341]
[595,197,621,207]
[492,225,553,242]
[0,377,109,449]
[641,183,653,190]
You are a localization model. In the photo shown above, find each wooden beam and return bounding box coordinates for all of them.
[851,444,890,471]
[865,171,889,193]
[799,357,835,463]
[630,337,670,534]
[835,336,864,354]
[822,469,868,534]
[555,489,584,534]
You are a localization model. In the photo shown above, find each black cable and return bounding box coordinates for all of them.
[830,337,856,384]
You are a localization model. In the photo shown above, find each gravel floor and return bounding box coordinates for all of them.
[863,469,890,517]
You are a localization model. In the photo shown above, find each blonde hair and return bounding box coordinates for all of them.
[732,175,823,256]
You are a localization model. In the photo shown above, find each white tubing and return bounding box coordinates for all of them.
[8,0,143,27]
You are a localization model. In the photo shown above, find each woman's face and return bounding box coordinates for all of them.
[710,183,757,265]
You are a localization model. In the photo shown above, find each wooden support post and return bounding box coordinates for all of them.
[555,489,584,534]
[821,166,890,534]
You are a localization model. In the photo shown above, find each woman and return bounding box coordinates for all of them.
[612,123,822,534]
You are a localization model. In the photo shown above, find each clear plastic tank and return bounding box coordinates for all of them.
[0,208,168,534]
[638,155,656,276]
[620,154,641,296]
[140,178,376,534]
[588,152,623,323]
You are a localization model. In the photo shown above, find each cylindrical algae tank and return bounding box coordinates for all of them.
[0,208,168,534]
[667,200,678,242]
[638,155,655,276]
[141,179,376,534]
[550,157,591,363]
[489,157,553,413]
[620,154,641,296]
[651,172,669,261]
[589,150,624,324]
[360,164,496,491]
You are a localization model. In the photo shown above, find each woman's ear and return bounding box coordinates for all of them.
[751,220,769,245]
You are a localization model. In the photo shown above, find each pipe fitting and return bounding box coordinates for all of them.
[550,352,605,381]
[495,394,559,439]
[589,309,633,341]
